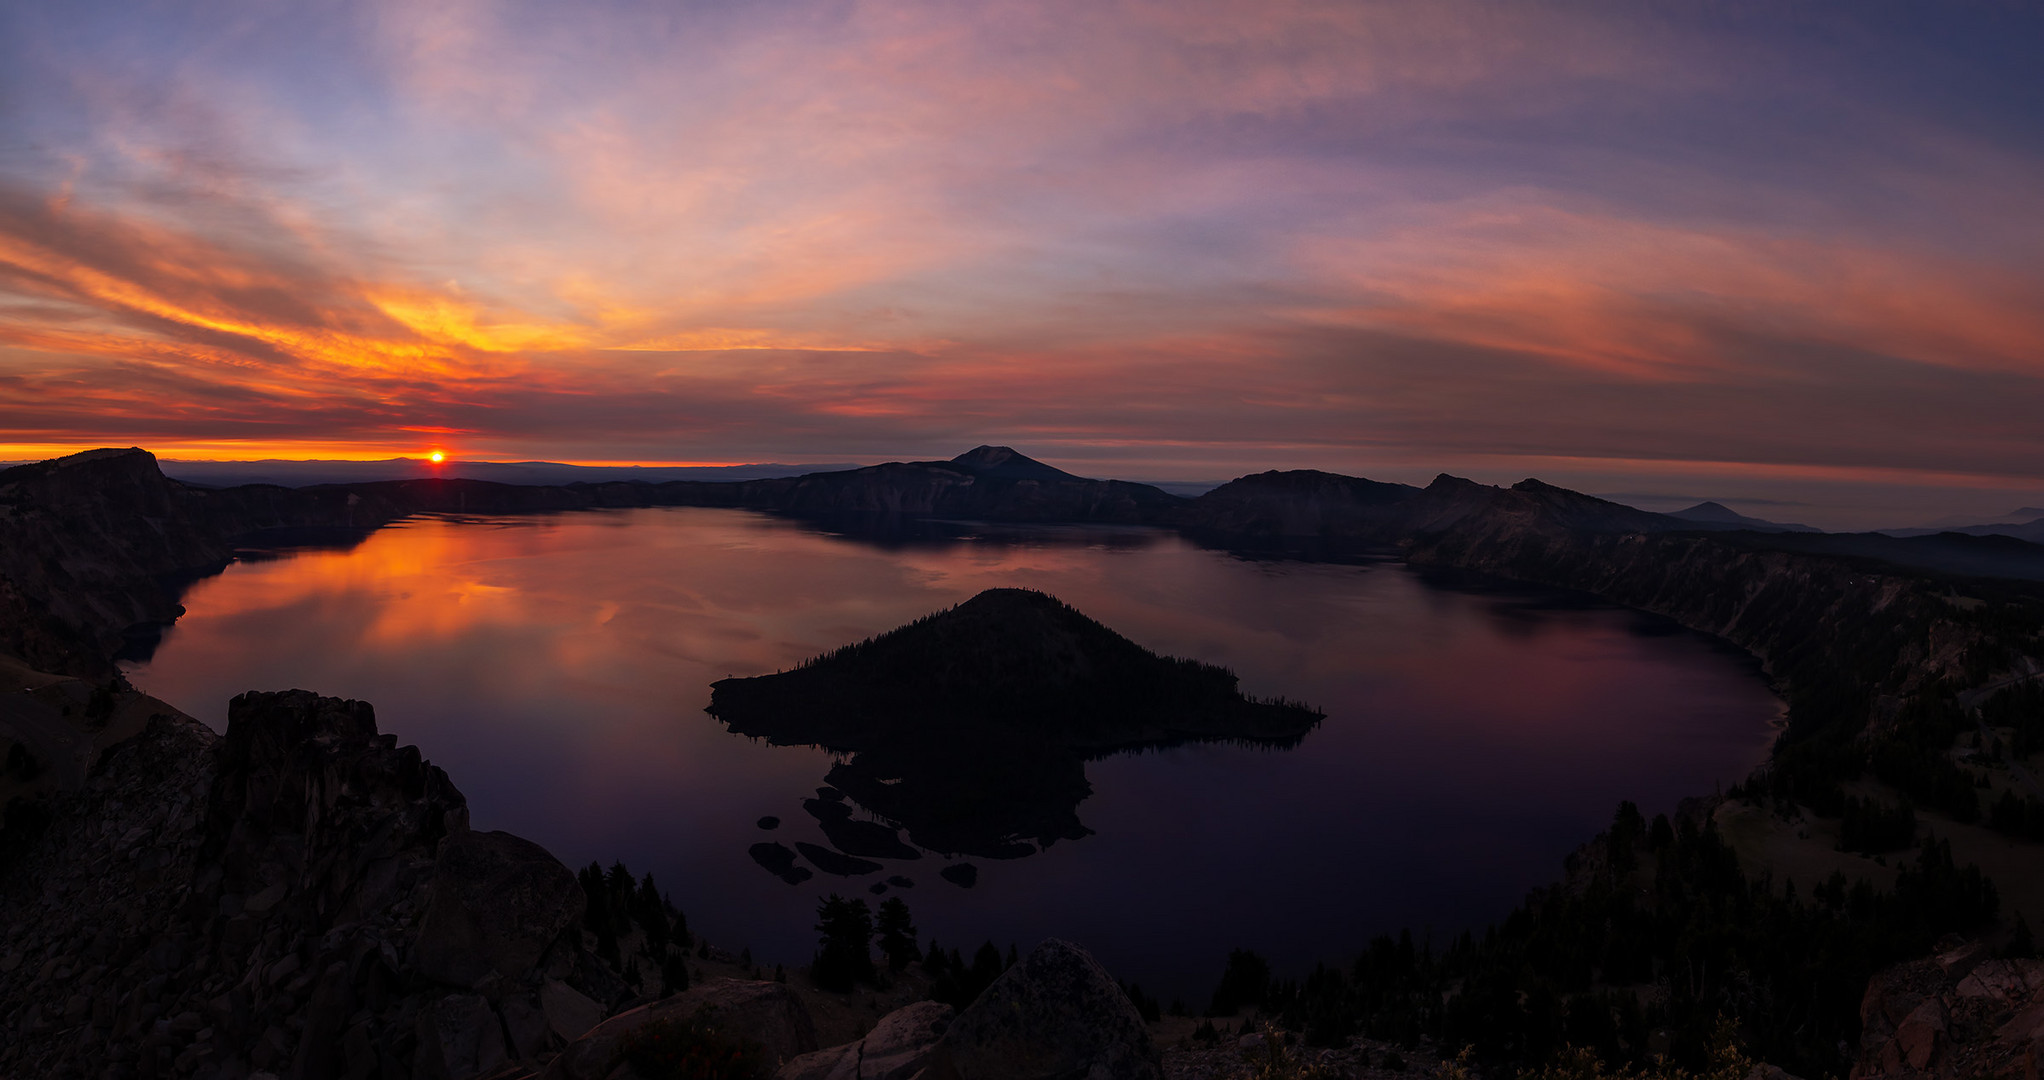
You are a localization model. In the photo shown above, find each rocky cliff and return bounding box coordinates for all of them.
[0,450,243,673]
[0,689,633,1080]
[1853,944,2044,1080]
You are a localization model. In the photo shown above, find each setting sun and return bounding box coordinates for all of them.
[428,451,445,463]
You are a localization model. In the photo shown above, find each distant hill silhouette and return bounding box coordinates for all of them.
[1667,500,1819,532]
[665,445,1185,525]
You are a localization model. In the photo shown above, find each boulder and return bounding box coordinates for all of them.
[501,991,553,1060]
[925,939,1159,1080]
[416,829,584,988]
[778,1000,954,1080]
[1855,955,2044,1080]
[415,993,511,1080]
[1895,997,1947,1071]
[544,978,819,1080]
[541,978,606,1043]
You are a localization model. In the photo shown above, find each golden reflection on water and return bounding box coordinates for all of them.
[127,507,1785,993]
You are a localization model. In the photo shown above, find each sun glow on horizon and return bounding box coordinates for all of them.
[429,450,445,463]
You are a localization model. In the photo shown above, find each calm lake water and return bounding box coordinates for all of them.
[124,507,1780,997]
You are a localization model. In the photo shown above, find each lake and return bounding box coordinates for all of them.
[123,507,1781,999]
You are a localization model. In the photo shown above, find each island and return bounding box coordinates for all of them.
[707,588,1322,862]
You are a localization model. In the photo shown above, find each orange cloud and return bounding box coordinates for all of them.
[1290,199,2044,381]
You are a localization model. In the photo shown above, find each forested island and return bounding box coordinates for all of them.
[711,587,1321,861]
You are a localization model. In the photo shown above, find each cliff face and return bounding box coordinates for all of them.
[1392,481,2039,752]
[1182,467,2038,742]
[1180,470,1691,546]
[0,690,625,1080]
[0,450,239,673]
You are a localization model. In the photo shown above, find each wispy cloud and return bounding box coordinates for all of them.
[0,0,2040,524]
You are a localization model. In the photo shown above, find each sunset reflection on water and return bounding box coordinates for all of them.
[126,507,1782,994]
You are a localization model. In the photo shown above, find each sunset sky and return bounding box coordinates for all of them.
[3,1,2040,526]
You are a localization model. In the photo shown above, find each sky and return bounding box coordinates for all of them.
[2,0,2041,527]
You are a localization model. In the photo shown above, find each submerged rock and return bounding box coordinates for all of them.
[796,840,884,877]
[804,795,855,822]
[940,863,979,888]
[820,815,921,860]
[750,841,814,884]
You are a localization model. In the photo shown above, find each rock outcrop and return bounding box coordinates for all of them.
[924,939,1160,1080]
[1854,945,2044,1080]
[772,942,1157,1080]
[0,449,237,673]
[0,688,628,1080]
[778,1000,954,1080]
[543,977,819,1079]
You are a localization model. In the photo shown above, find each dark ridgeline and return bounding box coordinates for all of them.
[708,588,1322,862]
[10,446,2043,681]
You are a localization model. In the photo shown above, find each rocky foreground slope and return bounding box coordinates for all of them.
[0,683,1162,1080]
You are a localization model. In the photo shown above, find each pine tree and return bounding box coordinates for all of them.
[636,872,669,949]
[667,893,690,947]
[661,948,690,996]
[811,895,875,992]
[876,897,920,971]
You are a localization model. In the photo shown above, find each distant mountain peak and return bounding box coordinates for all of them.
[1667,500,1819,533]
[947,446,1080,481]
[1672,501,1744,523]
